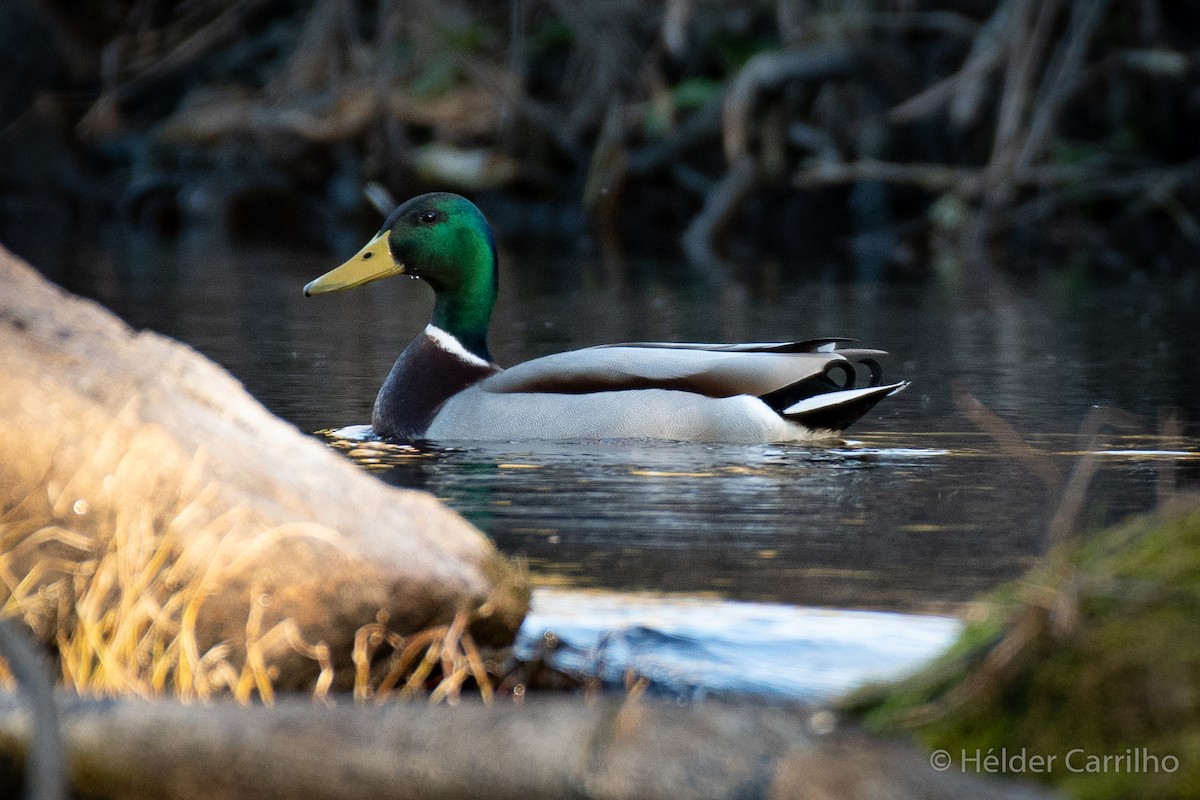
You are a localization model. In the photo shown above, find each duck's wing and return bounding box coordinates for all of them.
[479,341,905,430]
[599,339,894,386]
[601,337,857,353]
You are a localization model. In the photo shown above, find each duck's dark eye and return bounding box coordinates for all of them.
[417,210,440,224]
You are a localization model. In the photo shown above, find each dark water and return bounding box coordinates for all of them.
[20,228,1200,697]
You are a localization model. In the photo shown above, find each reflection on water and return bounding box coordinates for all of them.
[20,229,1200,696]
[328,431,1194,612]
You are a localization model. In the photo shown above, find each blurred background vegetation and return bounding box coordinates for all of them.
[1,0,1198,278]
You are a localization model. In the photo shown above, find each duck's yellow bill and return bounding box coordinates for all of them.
[304,231,405,296]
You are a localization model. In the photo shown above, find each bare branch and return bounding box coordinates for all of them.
[795,159,976,192]
[683,155,760,273]
[722,44,856,164]
[986,0,1062,200]
[888,2,1012,126]
[1014,0,1113,178]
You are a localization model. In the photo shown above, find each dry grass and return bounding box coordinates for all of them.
[0,420,499,705]
[351,609,496,706]
[0,455,313,702]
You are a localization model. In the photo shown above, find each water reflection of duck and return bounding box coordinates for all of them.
[304,193,907,443]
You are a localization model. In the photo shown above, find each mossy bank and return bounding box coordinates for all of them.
[846,493,1200,800]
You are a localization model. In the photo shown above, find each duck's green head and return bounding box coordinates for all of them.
[305,192,498,360]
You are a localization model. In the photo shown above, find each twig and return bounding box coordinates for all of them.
[582,97,629,258]
[115,0,275,106]
[459,632,494,706]
[888,1,1012,126]
[363,184,397,218]
[784,9,982,42]
[1044,407,1140,550]
[1013,0,1113,179]
[952,384,1062,492]
[985,0,1061,202]
[1011,158,1200,221]
[375,627,443,697]
[438,611,468,687]
[682,155,759,274]
[888,46,1006,126]
[943,603,1047,714]
[722,44,856,164]
[1157,409,1184,504]
[0,619,66,800]
[793,156,1200,216]
[627,92,723,175]
[795,159,975,192]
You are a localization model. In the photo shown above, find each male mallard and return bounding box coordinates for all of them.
[304,192,907,443]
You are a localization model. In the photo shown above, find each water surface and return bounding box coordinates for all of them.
[23,230,1200,695]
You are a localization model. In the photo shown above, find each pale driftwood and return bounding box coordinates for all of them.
[721,44,856,164]
[0,245,528,693]
[0,692,1056,800]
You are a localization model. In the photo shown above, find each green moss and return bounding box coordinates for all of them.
[847,498,1200,800]
[671,78,721,111]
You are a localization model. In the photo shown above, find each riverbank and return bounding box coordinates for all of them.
[3,2,1198,277]
[846,492,1200,799]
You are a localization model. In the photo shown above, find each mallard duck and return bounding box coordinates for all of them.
[304,192,907,443]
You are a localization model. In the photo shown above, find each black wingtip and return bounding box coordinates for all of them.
[783,381,909,431]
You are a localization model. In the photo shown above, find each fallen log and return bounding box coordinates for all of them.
[0,692,1055,800]
[0,244,528,696]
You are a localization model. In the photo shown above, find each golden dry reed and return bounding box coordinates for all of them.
[0,415,494,705]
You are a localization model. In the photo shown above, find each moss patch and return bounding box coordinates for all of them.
[845,495,1200,800]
